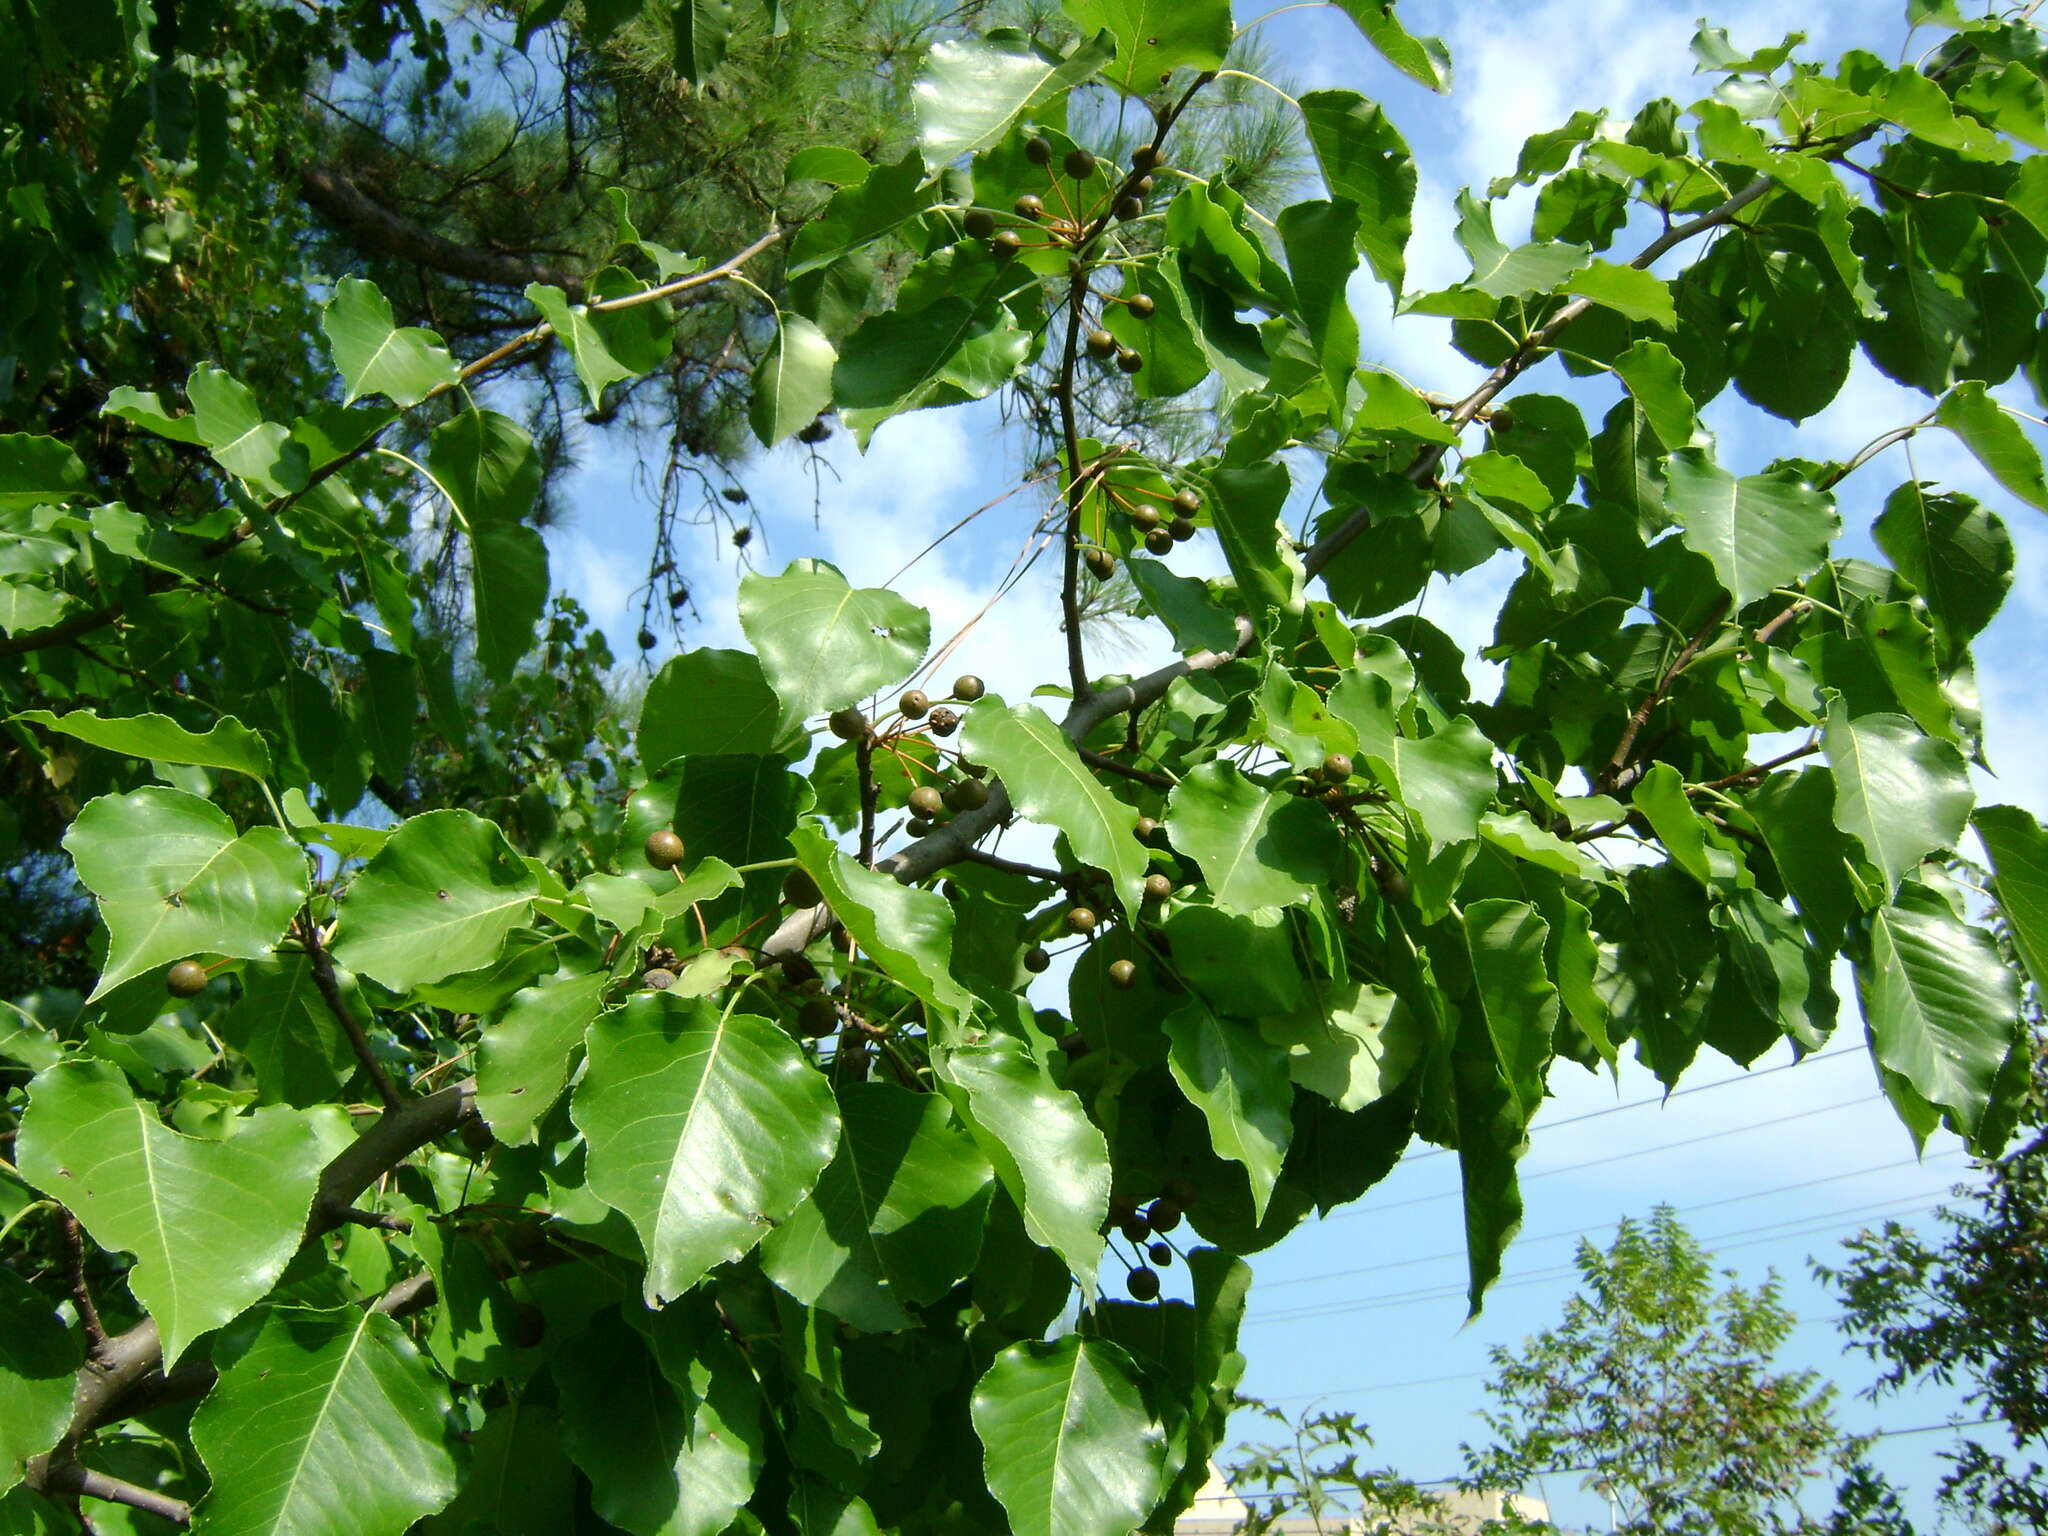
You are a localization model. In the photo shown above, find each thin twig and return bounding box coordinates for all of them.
[958,847,1068,884]
[38,1464,191,1527]
[299,919,403,1112]
[857,736,879,867]
[1689,740,1822,793]
[59,1207,107,1351]
[1599,596,1732,791]
[1077,745,1173,789]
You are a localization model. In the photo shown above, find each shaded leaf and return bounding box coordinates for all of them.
[333,810,541,993]
[1166,761,1341,915]
[1161,1003,1293,1220]
[322,277,458,407]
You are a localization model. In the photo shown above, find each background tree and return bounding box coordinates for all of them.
[2,2,2047,1534]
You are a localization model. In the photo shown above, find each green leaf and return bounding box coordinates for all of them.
[1296,91,1415,298]
[1824,708,1973,896]
[63,787,307,1000]
[0,1269,80,1498]
[1974,805,2048,991]
[476,972,610,1144]
[789,822,975,1020]
[1207,462,1305,640]
[1873,483,2012,664]
[1329,0,1451,92]
[1862,882,2021,1144]
[761,1081,995,1331]
[1937,381,2048,514]
[1123,559,1239,653]
[1336,693,1497,849]
[737,558,929,730]
[0,434,88,511]
[971,1337,1167,1536]
[1351,370,1457,443]
[1279,200,1362,407]
[1162,1003,1293,1221]
[221,953,360,1107]
[915,32,1113,171]
[1666,450,1838,608]
[1166,761,1342,915]
[961,700,1150,919]
[1566,260,1676,327]
[751,315,838,447]
[322,277,458,408]
[526,283,638,409]
[187,365,309,495]
[1061,0,1229,96]
[638,649,788,765]
[932,1033,1108,1289]
[787,152,933,278]
[14,708,271,778]
[426,410,548,681]
[1456,193,1586,299]
[1745,767,1860,951]
[672,0,734,81]
[332,809,541,993]
[1262,980,1423,1110]
[191,1306,460,1536]
[555,1306,763,1536]
[833,293,1031,424]
[435,1401,575,1536]
[573,992,839,1304]
[1464,899,1558,1120]
[1632,761,1711,884]
[16,1061,324,1366]
[1610,339,1695,450]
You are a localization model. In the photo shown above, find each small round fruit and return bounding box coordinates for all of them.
[783,868,822,908]
[907,818,933,838]
[644,829,686,869]
[1108,958,1138,990]
[952,674,986,701]
[637,628,657,651]
[1134,815,1160,843]
[1066,906,1099,936]
[963,207,997,239]
[1172,487,1202,515]
[1374,858,1413,903]
[1148,1241,1174,1266]
[796,996,839,1038]
[1130,503,1162,531]
[166,960,209,998]
[1168,515,1197,542]
[1143,872,1174,903]
[1321,751,1354,783]
[1086,329,1116,361]
[1116,347,1144,374]
[732,525,753,548]
[1058,1030,1091,1058]
[1128,292,1156,319]
[1115,194,1144,221]
[828,707,869,741]
[798,416,832,444]
[1146,1197,1183,1233]
[899,688,931,719]
[1120,1213,1151,1243]
[1127,1266,1161,1301]
[929,707,961,737]
[1013,193,1045,221]
[1132,142,1160,171]
[950,777,991,811]
[992,230,1023,259]
[908,785,946,819]
[1144,527,1174,555]
[1023,945,1052,974]
[1134,174,1155,196]
[1084,546,1116,580]
[1025,136,1053,165]
[510,1302,547,1349]
[642,967,678,991]
[1063,147,1096,179]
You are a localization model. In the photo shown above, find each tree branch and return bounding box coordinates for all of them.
[1598,597,1733,792]
[299,919,404,1113]
[1056,269,1094,702]
[1076,745,1172,789]
[38,1462,192,1527]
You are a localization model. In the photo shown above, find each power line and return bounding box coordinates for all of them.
[1261,1149,1967,1293]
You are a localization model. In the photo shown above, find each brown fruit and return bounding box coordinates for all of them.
[908,785,946,819]
[1025,136,1053,165]
[166,959,210,998]
[1172,487,1202,514]
[1132,142,1160,171]
[1107,958,1138,990]
[1064,147,1097,179]
[798,416,833,444]
[993,229,1024,259]
[1146,1197,1183,1233]
[1086,329,1117,360]
[1163,1176,1196,1206]
[1149,1241,1174,1266]
[962,208,997,240]
[1014,193,1045,220]
[1023,945,1052,974]
[1120,1213,1151,1243]
[928,706,961,737]
[1058,1030,1091,1059]
[510,1303,547,1349]
[1374,858,1412,903]
[1127,292,1156,319]
[1115,194,1144,221]
[1134,174,1155,196]
[949,777,991,811]
[1143,873,1173,903]
[828,707,869,741]
[1130,503,1162,531]
[1084,546,1116,580]
[1144,527,1174,555]
[1321,751,1354,783]
[1134,815,1161,843]
[1126,1266,1161,1301]
[906,817,933,837]
[461,1118,496,1157]
[642,967,678,990]
[796,996,839,1038]
[899,688,931,719]
[1066,906,1098,935]
[644,829,686,869]
[952,674,986,701]
[1168,515,1197,542]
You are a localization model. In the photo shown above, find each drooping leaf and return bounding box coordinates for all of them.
[915,32,1113,171]
[672,0,734,82]
[1166,761,1342,915]
[16,1061,324,1366]
[15,708,272,777]
[332,810,541,993]
[1296,90,1415,298]
[1207,462,1306,640]
[63,786,308,1000]
[475,972,610,1144]
[1061,0,1230,96]
[1823,707,1973,895]
[190,1306,461,1536]
[1161,1002,1293,1221]
[751,315,839,446]
[970,1337,1167,1536]
[789,821,974,1019]
[1665,449,1838,608]
[1937,380,2048,514]
[761,1081,995,1331]
[322,277,458,407]
[0,1269,80,1498]
[1610,339,1695,450]
[1872,483,2012,664]
[1632,761,1711,884]
[1974,805,2048,993]
[526,283,638,409]
[1329,0,1451,92]
[638,649,788,765]
[573,992,839,1304]
[1463,899,1558,1119]
[737,559,930,730]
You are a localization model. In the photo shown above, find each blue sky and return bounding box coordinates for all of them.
[546,2,2048,1524]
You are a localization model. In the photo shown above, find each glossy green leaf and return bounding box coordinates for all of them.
[1633,761,1711,884]
[1464,899,1558,1119]
[737,559,929,730]
[333,810,540,992]
[1666,449,1838,608]
[761,1081,994,1330]
[787,152,932,278]
[0,1269,79,1498]
[1610,339,1695,450]
[1824,707,1973,896]
[1124,559,1239,653]
[1279,199,1362,406]
[0,434,88,510]
[434,1400,575,1536]
[1162,1003,1293,1221]
[573,992,839,1304]
[915,32,1113,171]
[191,1306,460,1536]
[1166,761,1341,915]
[751,315,838,446]
[1206,462,1305,639]
[1263,981,1423,1110]
[638,649,787,766]
[1338,695,1497,849]
[1351,370,1457,443]
[1330,0,1451,92]
[15,707,271,777]
[1973,805,2048,992]
[16,1061,324,1366]
[834,293,1031,425]
[961,700,1149,918]
[971,1337,1166,1536]
[932,1033,1108,1288]
[476,972,610,1144]
[187,364,309,495]
[1567,260,1676,327]
[1062,0,1229,96]
[1862,882,2021,1145]
[1937,381,2048,514]
[1296,90,1415,298]
[789,821,974,1018]
[1456,194,1586,299]
[1745,767,1859,951]
[526,283,637,409]
[63,787,308,1000]
[322,278,458,407]
[221,953,360,1108]
[1872,483,2012,663]
[426,409,547,682]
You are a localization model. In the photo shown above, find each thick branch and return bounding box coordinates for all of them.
[297,164,586,297]
[39,1463,192,1527]
[1056,270,1094,701]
